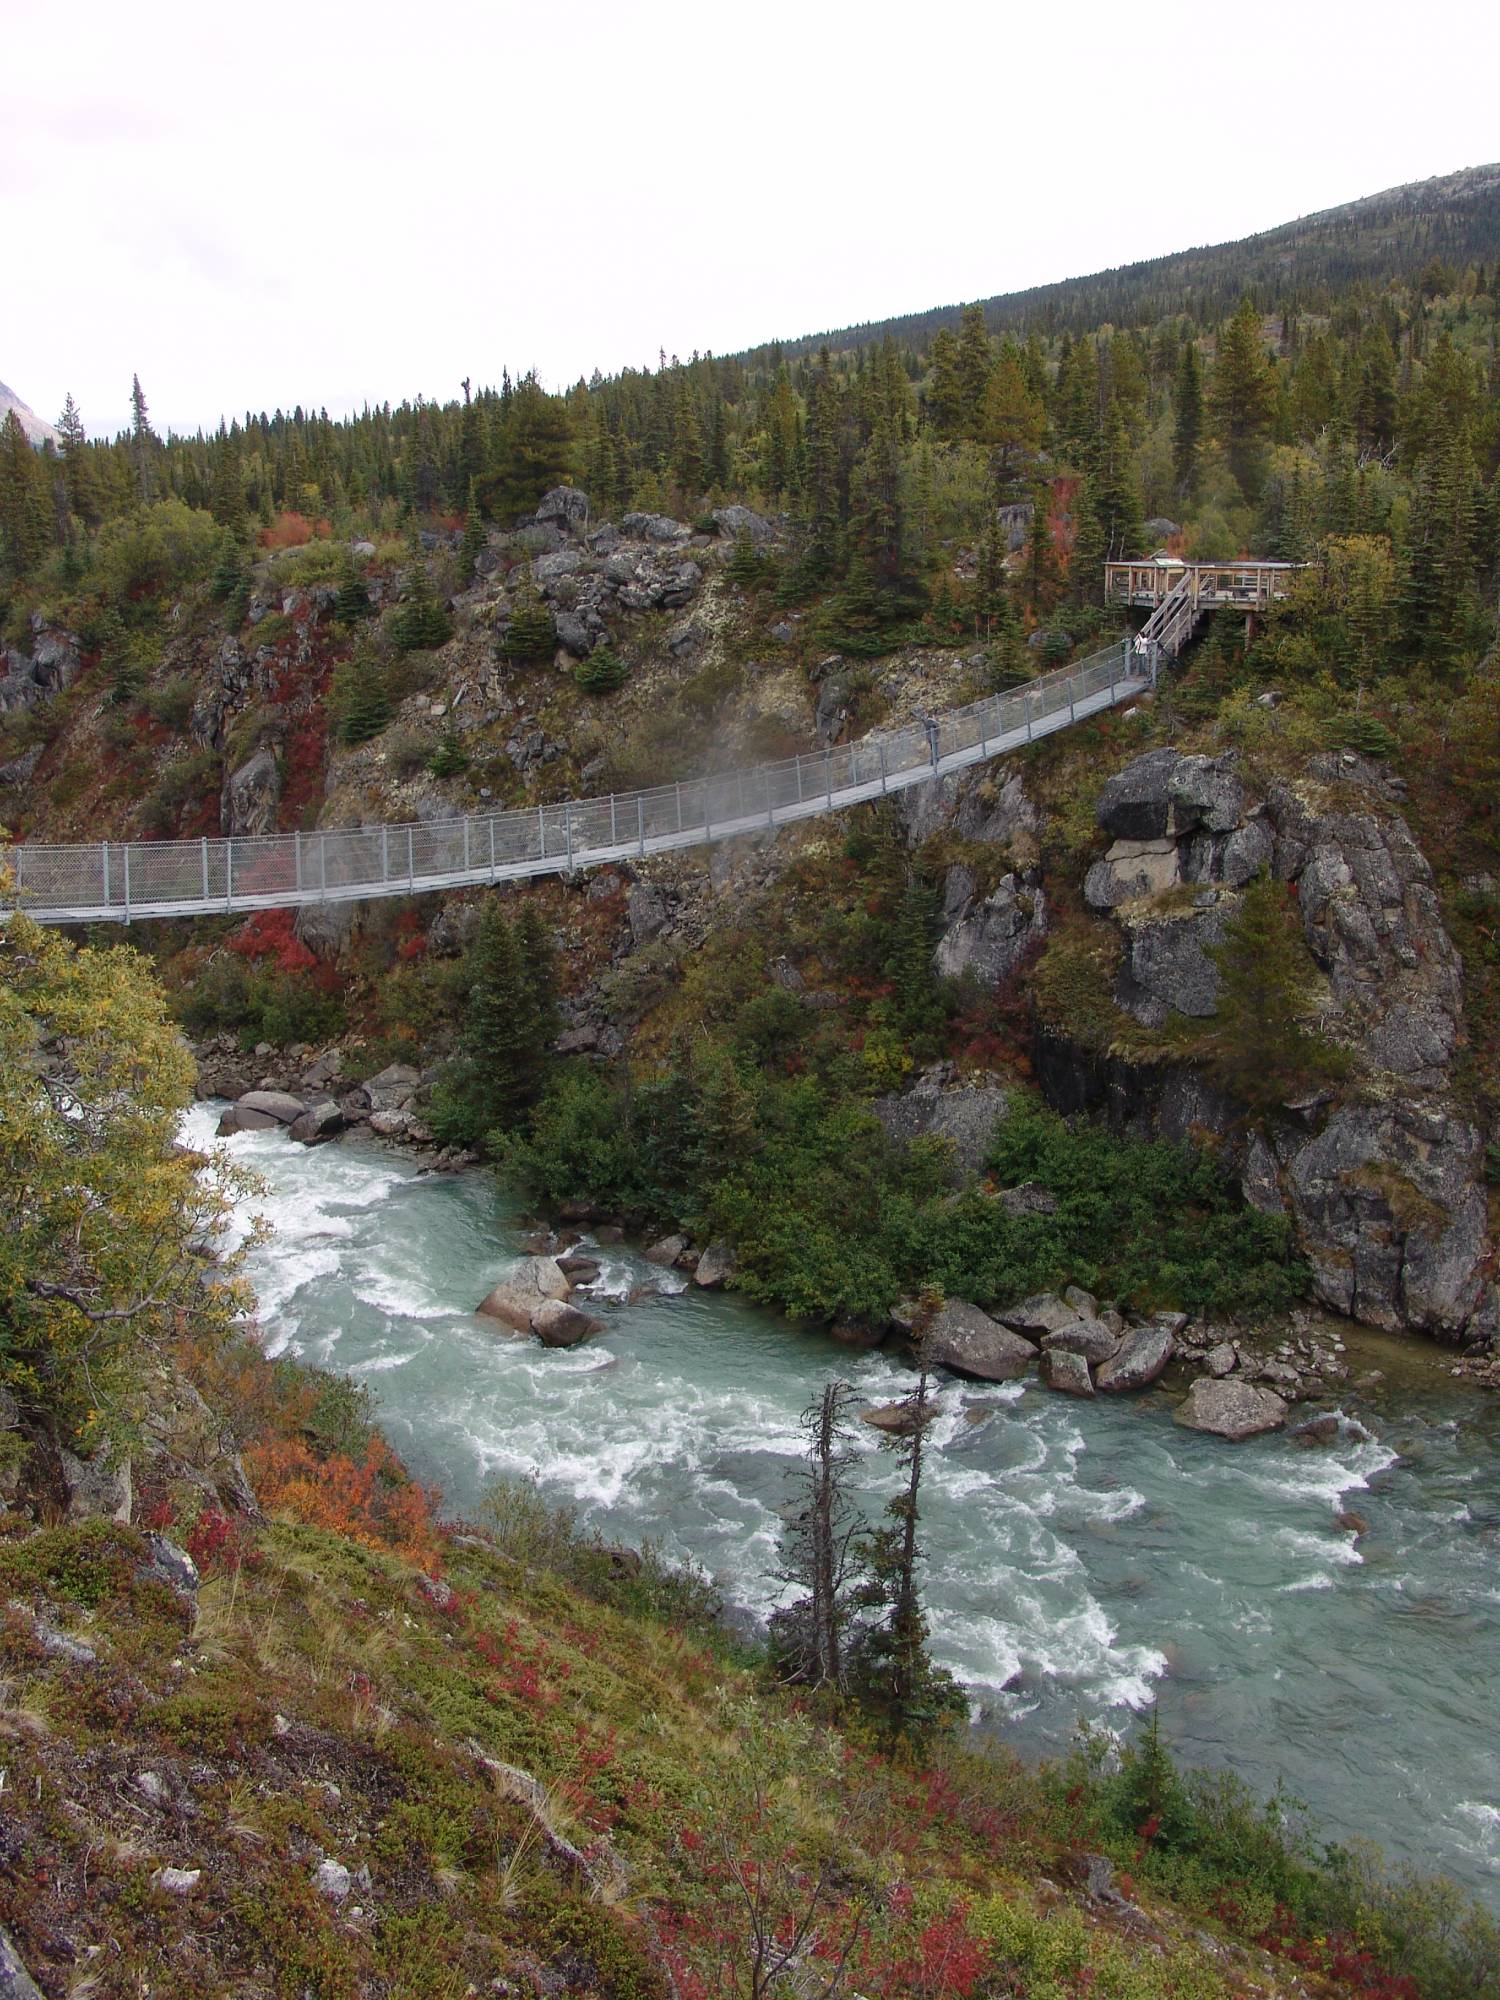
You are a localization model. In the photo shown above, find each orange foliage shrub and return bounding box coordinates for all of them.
[227,907,317,972]
[258,512,331,550]
[245,1431,445,1574]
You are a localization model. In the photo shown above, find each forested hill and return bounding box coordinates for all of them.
[750,162,1500,361]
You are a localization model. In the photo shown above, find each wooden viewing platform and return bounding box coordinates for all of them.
[1105,558,1302,611]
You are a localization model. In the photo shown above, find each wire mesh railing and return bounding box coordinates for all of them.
[3,637,1148,923]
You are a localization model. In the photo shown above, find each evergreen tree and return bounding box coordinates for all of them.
[333,551,374,623]
[504,588,556,663]
[480,373,575,523]
[769,1381,865,1694]
[130,373,156,501]
[55,392,97,524]
[725,531,763,586]
[391,547,453,653]
[329,640,392,745]
[459,492,487,586]
[849,1368,963,1748]
[1210,298,1278,501]
[924,327,965,438]
[1172,342,1204,500]
[978,350,1044,495]
[954,303,995,430]
[0,409,52,579]
[515,904,560,1067]
[436,902,556,1147]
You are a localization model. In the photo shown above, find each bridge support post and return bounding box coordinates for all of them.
[295,831,303,896]
[537,805,545,864]
[564,801,574,873]
[102,841,110,907]
[879,741,888,792]
[407,827,414,890]
[381,825,389,884]
[463,818,471,875]
[610,794,617,847]
[674,783,682,834]
[123,845,131,925]
[925,719,939,770]
[489,817,496,881]
[201,838,209,901]
[1025,696,1033,741]
[637,795,645,856]
[319,833,327,901]
[825,748,833,804]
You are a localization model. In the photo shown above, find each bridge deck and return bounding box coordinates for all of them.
[1106,559,1301,611]
[3,642,1148,925]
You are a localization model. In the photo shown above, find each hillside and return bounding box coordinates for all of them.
[749,162,1500,358]
[0,380,60,449]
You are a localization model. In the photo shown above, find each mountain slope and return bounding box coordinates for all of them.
[0,378,61,447]
[751,161,1500,358]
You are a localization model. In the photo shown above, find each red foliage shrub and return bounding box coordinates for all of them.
[244,1431,444,1574]
[227,907,317,973]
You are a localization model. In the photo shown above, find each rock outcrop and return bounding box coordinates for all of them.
[923,1300,1037,1382]
[1061,746,1493,1342]
[872,1062,1010,1182]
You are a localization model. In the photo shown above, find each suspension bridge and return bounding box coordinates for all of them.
[0,564,1295,926]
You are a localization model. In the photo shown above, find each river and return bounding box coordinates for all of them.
[186,1106,1500,1911]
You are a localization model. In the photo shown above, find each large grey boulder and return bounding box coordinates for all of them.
[221,744,281,837]
[477,1256,573,1334]
[531,1298,605,1348]
[621,511,689,544]
[627,880,671,945]
[59,1447,132,1523]
[713,503,776,546]
[535,486,590,532]
[1096,748,1184,841]
[1084,838,1180,911]
[218,1089,306,1133]
[1174,1377,1288,1439]
[1040,1348,1095,1396]
[359,1063,421,1112]
[694,1240,736,1288]
[924,1300,1037,1382]
[993,1293,1077,1338]
[1115,903,1231,1028]
[1168,753,1245,834]
[1041,1317,1120,1364]
[1094,1325,1175,1393]
[933,873,1047,984]
[289,1099,346,1145]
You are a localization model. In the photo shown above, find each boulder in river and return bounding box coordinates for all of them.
[1174,1377,1289,1440]
[218,1088,306,1134]
[861,1399,925,1434]
[1203,1341,1238,1378]
[694,1240,736,1288]
[1040,1348,1094,1397]
[531,1298,606,1348]
[924,1300,1037,1382]
[993,1293,1076,1338]
[289,1099,345,1145]
[477,1256,572,1335]
[1041,1316,1120,1364]
[1094,1324,1175,1393]
[645,1232,689,1267]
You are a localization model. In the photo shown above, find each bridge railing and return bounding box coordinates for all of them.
[3,638,1144,922]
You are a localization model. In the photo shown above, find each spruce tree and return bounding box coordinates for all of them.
[1210,298,1277,502]
[391,547,453,653]
[330,640,392,745]
[1023,483,1062,618]
[849,1368,963,1749]
[504,588,556,663]
[333,551,374,623]
[0,409,52,579]
[1172,343,1204,501]
[459,492,487,586]
[439,902,554,1146]
[769,1381,865,1694]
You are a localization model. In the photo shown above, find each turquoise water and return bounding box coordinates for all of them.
[189,1106,1500,1909]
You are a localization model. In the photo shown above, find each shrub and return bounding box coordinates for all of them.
[144,673,196,732]
[504,592,555,662]
[257,511,328,552]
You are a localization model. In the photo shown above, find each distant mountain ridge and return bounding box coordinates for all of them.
[748,162,1500,361]
[1,380,61,448]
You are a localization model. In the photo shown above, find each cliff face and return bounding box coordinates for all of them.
[1020,744,1493,1343]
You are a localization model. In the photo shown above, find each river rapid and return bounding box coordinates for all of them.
[187,1106,1500,1910]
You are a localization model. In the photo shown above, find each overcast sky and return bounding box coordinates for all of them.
[6,0,1498,439]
